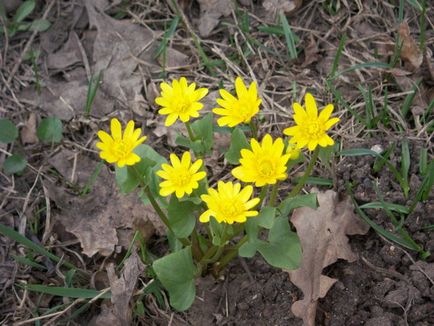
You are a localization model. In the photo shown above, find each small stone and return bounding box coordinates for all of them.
[370,144,384,154]
[237,302,249,311]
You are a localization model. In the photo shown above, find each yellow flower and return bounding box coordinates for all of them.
[283,93,340,151]
[96,118,146,168]
[286,143,301,160]
[155,77,209,127]
[156,151,206,198]
[213,77,261,127]
[200,181,260,224]
[232,134,290,187]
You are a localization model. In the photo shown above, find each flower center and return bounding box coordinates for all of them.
[258,159,275,177]
[219,199,244,219]
[175,97,191,114]
[113,140,133,159]
[237,98,256,120]
[172,170,192,187]
[306,121,324,138]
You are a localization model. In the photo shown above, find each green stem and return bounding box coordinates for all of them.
[288,147,319,197]
[185,121,196,142]
[269,182,279,206]
[130,166,190,247]
[258,185,269,206]
[213,235,248,275]
[249,118,258,139]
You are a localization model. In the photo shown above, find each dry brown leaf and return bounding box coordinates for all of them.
[106,250,145,325]
[398,21,423,71]
[287,190,369,326]
[197,0,233,37]
[46,32,83,70]
[47,150,164,257]
[302,34,320,67]
[157,47,190,69]
[263,0,303,15]
[20,2,159,120]
[20,113,38,145]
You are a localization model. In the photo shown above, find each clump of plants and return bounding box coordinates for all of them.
[95,76,340,310]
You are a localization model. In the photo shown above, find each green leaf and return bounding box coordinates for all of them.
[37,117,63,143]
[3,154,27,175]
[278,193,318,218]
[168,196,198,238]
[225,127,250,165]
[257,217,302,269]
[240,217,302,269]
[153,247,196,311]
[209,217,226,246]
[191,113,214,155]
[115,145,166,194]
[0,118,18,143]
[25,284,111,299]
[29,19,51,32]
[13,0,35,23]
[257,206,276,229]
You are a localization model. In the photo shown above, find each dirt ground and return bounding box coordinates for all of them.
[0,0,433,325]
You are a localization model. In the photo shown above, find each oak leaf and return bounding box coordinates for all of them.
[287,190,369,326]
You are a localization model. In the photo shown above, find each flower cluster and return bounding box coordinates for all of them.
[96,77,340,225]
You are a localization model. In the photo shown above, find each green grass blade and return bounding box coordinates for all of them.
[406,0,423,11]
[359,201,410,214]
[352,199,420,251]
[258,24,285,36]
[12,254,47,270]
[400,140,410,197]
[329,34,347,78]
[24,284,111,299]
[279,11,297,59]
[400,79,422,118]
[419,147,428,175]
[0,224,79,271]
[332,62,390,80]
[154,15,180,58]
[85,71,102,117]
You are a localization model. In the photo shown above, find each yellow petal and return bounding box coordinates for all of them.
[165,114,178,126]
[181,151,191,167]
[235,77,248,98]
[199,210,213,223]
[110,118,122,140]
[123,120,135,139]
[325,117,340,130]
[304,93,318,118]
[170,153,181,168]
[97,130,113,144]
[219,89,237,102]
[319,104,334,122]
[307,140,318,151]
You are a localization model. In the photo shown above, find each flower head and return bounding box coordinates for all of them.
[200,181,260,224]
[232,134,290,187]
[283,93,340,151]
[155,77,208,127]
[213,77,261,127]
[157,151,206,198]
[96,118,146,167]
